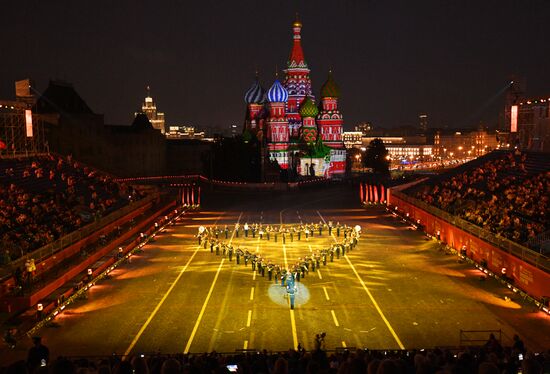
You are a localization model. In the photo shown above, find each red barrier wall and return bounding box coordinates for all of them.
[390,194,550,300]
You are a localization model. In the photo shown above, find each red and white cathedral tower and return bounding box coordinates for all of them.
[283,17,313,139]
[242,16,346,178]
[317,71,346,176]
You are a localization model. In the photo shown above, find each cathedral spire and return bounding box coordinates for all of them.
[288,14,306,68]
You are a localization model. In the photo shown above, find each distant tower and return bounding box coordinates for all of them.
[283,15,313,139]
[266,79,290,169]
[138,86,165,133]
[317,71,346,177]
[419,114,428,132]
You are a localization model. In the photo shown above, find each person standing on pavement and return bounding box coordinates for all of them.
[286,273,297,309]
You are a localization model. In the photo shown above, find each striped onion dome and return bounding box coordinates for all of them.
[267,79,289,103]
[244,79,265,104]
[320,71,341,98]
[299,96,318,118]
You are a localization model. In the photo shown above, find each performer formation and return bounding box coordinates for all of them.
[197,222,361,309]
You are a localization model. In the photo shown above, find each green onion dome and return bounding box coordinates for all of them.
[320,71,341,98]
[299,96,319,118]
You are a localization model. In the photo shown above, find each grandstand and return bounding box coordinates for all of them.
[0,154,142,260]
[404,150,549,251]
[0,152,178,321]
[387,149,550,317]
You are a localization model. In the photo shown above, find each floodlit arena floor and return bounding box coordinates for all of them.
[2,185,549,361]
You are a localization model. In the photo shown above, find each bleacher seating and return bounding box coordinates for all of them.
[0,154,142,264]
[407,151,550,247]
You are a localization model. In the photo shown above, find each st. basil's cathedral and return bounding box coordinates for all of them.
[243,17,346,179]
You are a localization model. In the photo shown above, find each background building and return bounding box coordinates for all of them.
[419,114,428,132]
[167,125,205,139]
[137,86,165,134]
[433,129,498,158]
[355,122,372,135]
[28,80,211,177]
[342,131,362,149]
[506,96,550,151]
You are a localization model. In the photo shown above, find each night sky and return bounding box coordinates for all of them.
[2,1,550,132]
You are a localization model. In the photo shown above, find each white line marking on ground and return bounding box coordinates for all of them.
[317,269,322,279]
[253,270,256,280]
[360,328,376,333]
[250,287,254,301]
[323,287,330,300]
[342,341,347,348]
[344,255,405,349]
[184,258,226,353]
[123,244,202,357]
[331,310,340,327]
[243,340,248,350]
[317,210,405,349]
[289,309,298,350]
[247,310,252,327]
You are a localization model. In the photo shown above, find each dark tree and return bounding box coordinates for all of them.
[363,138,389,175]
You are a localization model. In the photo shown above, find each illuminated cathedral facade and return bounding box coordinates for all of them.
[243,18,346,179]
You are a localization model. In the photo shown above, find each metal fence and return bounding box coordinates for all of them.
[392,190,550,273]
[0,193,158,279]
[459,329,501,346]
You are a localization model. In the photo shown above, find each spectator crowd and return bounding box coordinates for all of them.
[2,335,549,374]
[412,152,549,246]
[0,154,141,264]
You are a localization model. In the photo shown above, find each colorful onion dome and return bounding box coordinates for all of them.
[244,79,265,104]
[299,96,318,118]
[320,71,341,98]
[267,79,289,103]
